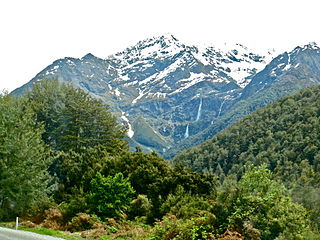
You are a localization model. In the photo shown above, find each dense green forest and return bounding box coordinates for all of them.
[174,85,320,233]
[0,80,319,239]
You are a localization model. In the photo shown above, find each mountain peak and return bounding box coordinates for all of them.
[154,33,179,41]
[113,34,185,62]
[82,53,96,60]
[304,42,319,50]
[292,42,320,54]
[135,33,183,51]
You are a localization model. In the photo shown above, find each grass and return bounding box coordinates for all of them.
[0,221,149,240]
[19,226,85,240]
[20,227,127,240]
[0,222,84,240]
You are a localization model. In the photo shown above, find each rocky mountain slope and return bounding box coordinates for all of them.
[173,84,320,176]
[13,35,320,156]
[164,42,320,158]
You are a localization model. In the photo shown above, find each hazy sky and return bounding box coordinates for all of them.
[1,0,319,92]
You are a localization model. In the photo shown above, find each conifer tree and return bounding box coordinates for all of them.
[0,94,51,219]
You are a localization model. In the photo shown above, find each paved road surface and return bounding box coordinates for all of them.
[0,227,65,240]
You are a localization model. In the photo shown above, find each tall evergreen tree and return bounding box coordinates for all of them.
[0,94,51,219]
[26,79,128,201]
[27,79,127,154]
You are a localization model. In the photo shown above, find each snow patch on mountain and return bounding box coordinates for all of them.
[170,73,209,95]
[107,35,276,100]
[121,112,134,138]
[37,34,276,107]
[132,89,146,104]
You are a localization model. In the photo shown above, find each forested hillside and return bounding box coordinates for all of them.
[1,81,319,239]
[164,43,320,159]
[174,85,320,231]
[174,85,320,178]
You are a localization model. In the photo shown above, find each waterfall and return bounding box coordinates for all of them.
[217,98,226,118]
[184,124,189,138]
[195,98,202,121]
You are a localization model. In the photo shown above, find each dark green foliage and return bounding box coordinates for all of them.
[175,85,320,181]
[174,85,320,232]
[26,79,128,202]
[101,150,217,220]
[150,165,316,240]
[27,79,127,154]
[53,147,114,202]
[0,94,51,219]
[128,194,153,220]
[3,78,319,238]
[88,172,135,219]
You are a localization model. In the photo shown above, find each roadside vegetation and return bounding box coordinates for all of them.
[1,80,319,239]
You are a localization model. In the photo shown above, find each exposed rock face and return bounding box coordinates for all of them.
[13,36,320,157]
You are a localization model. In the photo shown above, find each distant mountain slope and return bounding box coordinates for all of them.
[164,43,320,158]
[13,34,274,154]
[173,85,320,178]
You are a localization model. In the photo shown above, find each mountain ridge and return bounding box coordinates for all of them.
[12,35,320,157]
[164,42,320,158]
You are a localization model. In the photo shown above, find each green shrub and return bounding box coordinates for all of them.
[59,191,89,223]
[160,186,215,219]
[88,172,135,219]
[128,194,153,220]
[217,165,311,239]
[151,213,216,240]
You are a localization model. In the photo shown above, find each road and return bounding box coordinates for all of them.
[0,227,65,240]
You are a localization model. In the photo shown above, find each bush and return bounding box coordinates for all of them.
[67,213,101,232]
[88,172,135,219]
[160,186,215,219]
[217,165,312,239]
[128,194,153,221]
[42,207,64,230]
[59,192,89,223]
[151,213,216,240]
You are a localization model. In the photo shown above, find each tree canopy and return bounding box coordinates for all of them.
[0,94,51,219]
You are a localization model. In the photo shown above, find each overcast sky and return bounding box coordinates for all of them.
[1,0,319,92]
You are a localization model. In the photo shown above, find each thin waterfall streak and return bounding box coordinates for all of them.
[217,98,226,117]
[195,98,202,121]
[184,124,189,138]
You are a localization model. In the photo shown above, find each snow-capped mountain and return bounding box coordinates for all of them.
[107,34,274,100]
[240,42,320,99]
[164,42,320,159]
[13,35,319,156]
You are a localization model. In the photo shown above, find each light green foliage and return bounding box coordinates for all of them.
[151,213,216,240]
[221,165,310,239]
[160,186,215,219]
[0,94,51,219]
[88,172,135,219]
